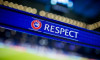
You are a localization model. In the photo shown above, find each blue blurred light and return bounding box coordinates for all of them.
[57,0,68,4]
[67,1,73,8]
[51,0,73,8]
[51,0,57,5]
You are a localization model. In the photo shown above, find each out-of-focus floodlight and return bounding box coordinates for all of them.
[0,0,3,5]
[8,2,14,8]
[3,1,9,6]
[18,5,24,10]
[32,8,37,14]
[39,10,46,16]
[13,3,19,9]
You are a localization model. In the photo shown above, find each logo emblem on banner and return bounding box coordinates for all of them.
[31,20,42,30]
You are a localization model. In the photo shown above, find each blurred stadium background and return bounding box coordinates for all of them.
[0,0,100,60]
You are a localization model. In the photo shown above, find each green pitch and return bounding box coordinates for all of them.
[0,48,55,60]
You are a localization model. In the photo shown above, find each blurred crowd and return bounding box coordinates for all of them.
[0,27,100,59]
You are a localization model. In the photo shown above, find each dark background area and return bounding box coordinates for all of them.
[3,0,100,24]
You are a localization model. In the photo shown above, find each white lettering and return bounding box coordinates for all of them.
[50,25,55,32]
[75,32,78,38]
[65,29,69,36]
[43,24,78,39]
[55,27,60,33]
[44,24,49,31]
[60,28,64,34]
[69,31,74,37]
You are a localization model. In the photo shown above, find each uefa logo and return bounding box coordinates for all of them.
[31,20,42,30]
